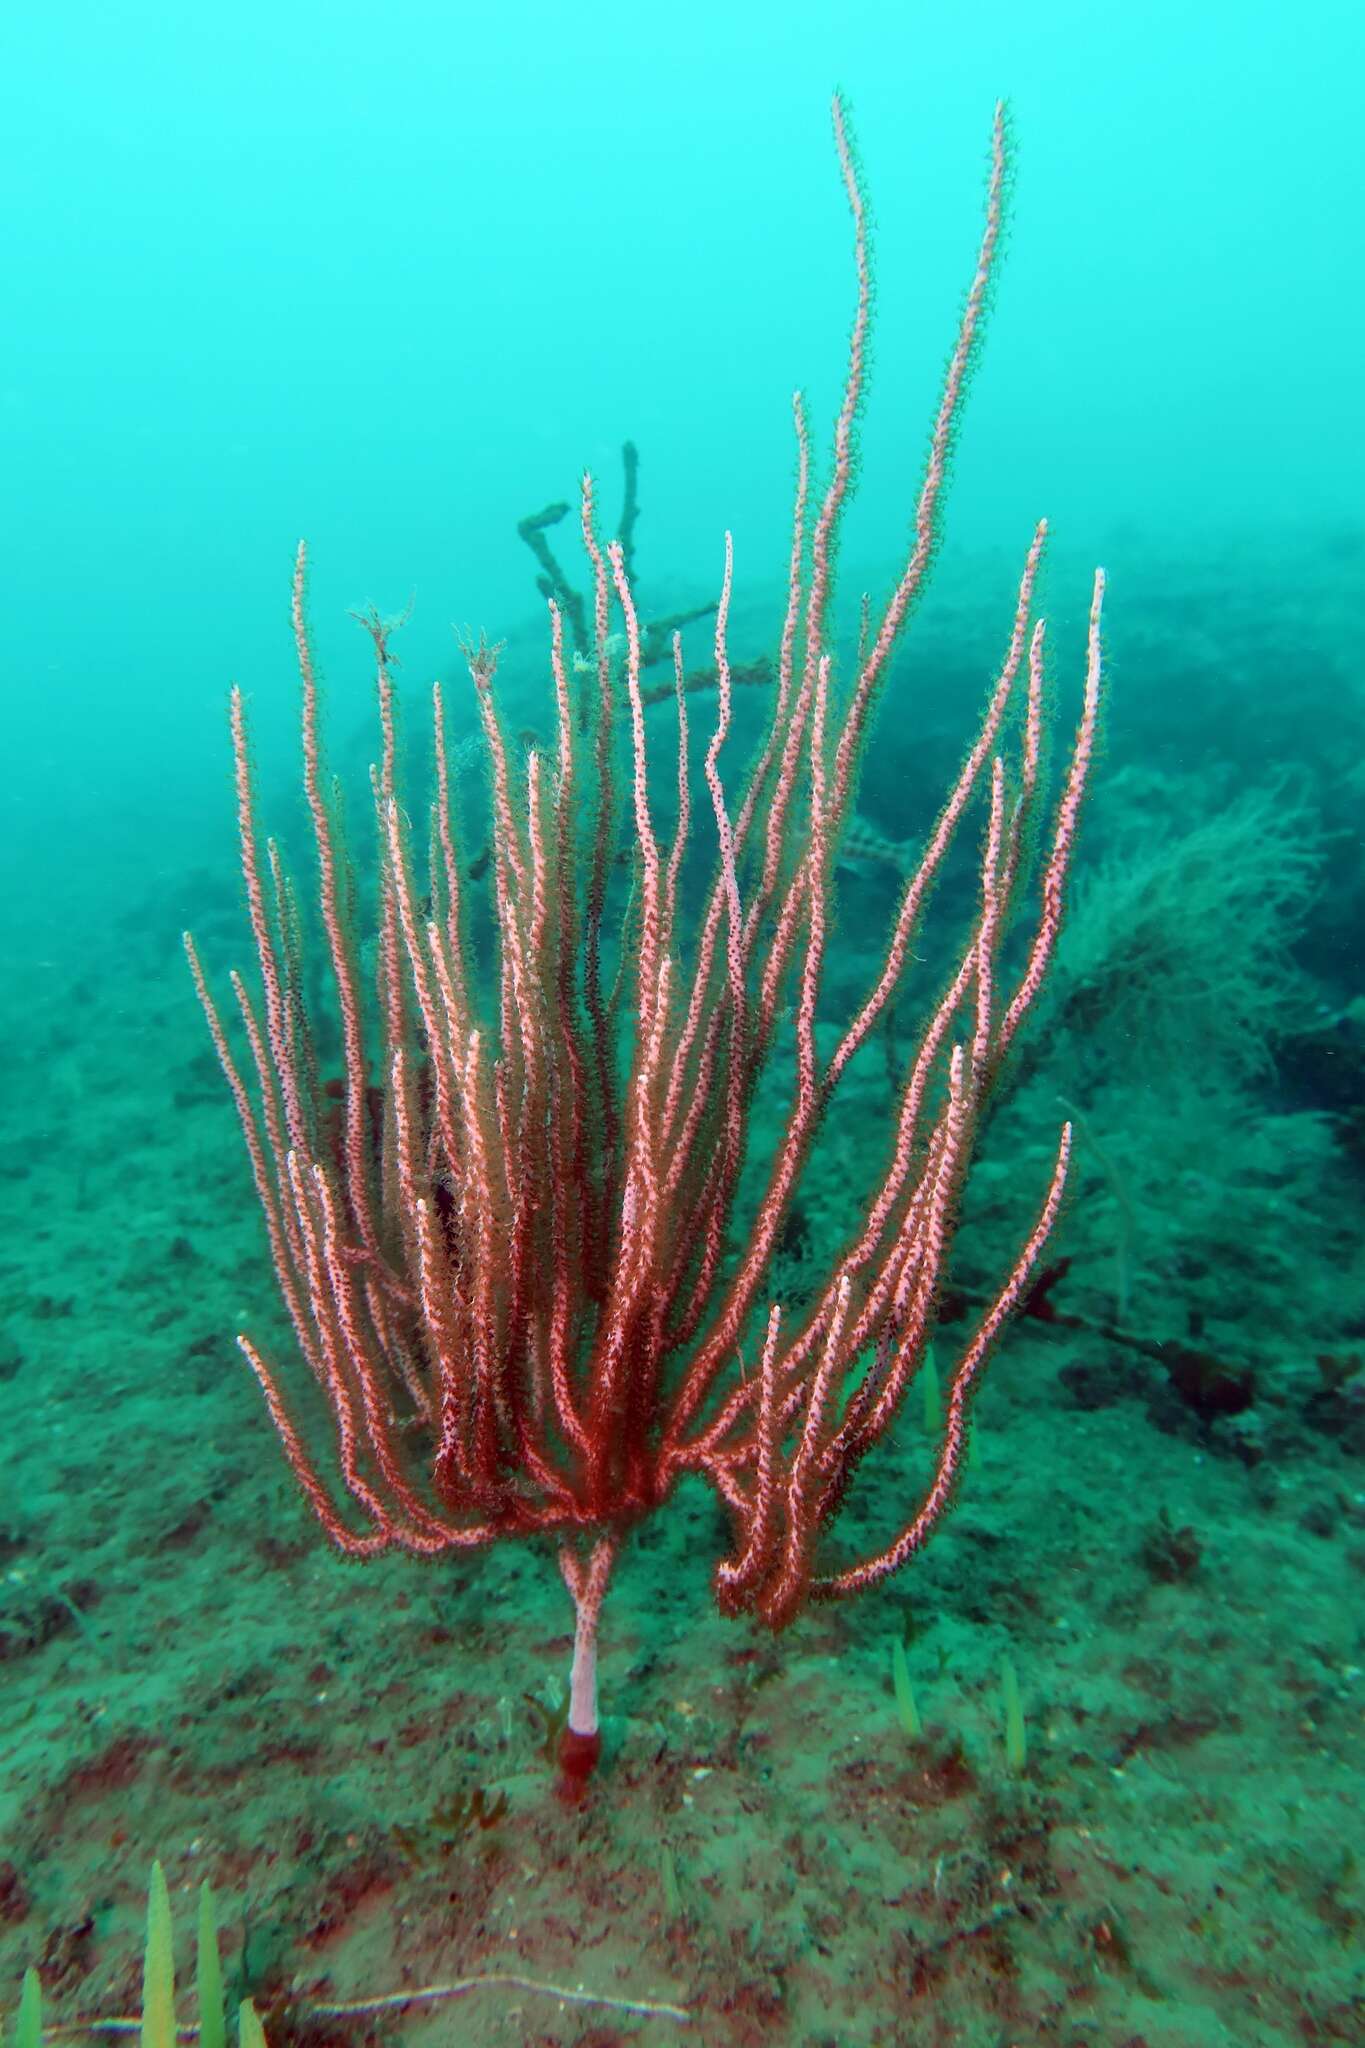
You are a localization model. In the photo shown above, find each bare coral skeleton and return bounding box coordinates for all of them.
[186,95,1103,1794]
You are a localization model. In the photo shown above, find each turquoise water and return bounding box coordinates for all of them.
[2,5,1361,2044]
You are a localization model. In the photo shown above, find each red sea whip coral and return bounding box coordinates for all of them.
[186,96,1103,1797]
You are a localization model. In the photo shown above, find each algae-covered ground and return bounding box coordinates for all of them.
[2,532,1362,2047]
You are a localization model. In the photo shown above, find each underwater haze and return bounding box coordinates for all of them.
[2,3,1363,2045]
